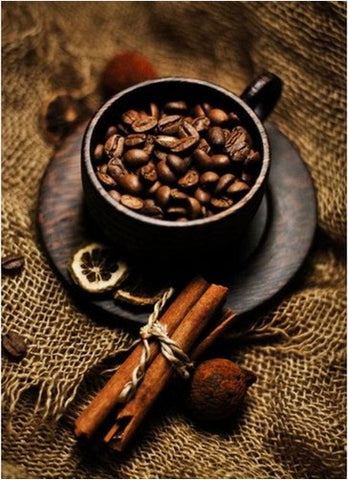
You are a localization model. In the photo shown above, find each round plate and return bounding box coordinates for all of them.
[37,121,316,326]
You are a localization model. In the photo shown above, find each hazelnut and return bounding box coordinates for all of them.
[100,51,157,98]
[187,358,256,422]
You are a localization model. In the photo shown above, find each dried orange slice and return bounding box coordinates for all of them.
[114,270,167,306]
[69,242,128,293]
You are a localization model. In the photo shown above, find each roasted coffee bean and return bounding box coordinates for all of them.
[104,134,125,158]
[139,162,158,184]
[196,138,211,154]
[225,126,251,160]
[226,180,250,197]
[202,102,212,114]
[192,115,210,132]
[215,173,236,194]
[199,171,220,189]
[120,195,144,210]
[228,112,240,126]
[93,144,105,161]
[132,116,157,132]
[124,149,149,167]
[167,154,190,175]
[210,196,234,210]
[108,157,127,180]
[2,254,25,275]
[2,331,27,359]
[171,136,199,153]
[170,188,188,203]
[96,164,117,187]
[175,217,189,222]
[178,169,199,190]
[178,121,199,140]
[193,149,213,170]
[211,154,230,170]
[207,127,225,149]
[208,108,229,125]
[157,160,177,184]
[155,185,171,208]
[155,135,180,150]
[187,197,201,219]
[167,206,188,219]
[117,173,143,195]
[194,187,211,204]
[122,109,139,125]
[153,149,168,161]
[143,134,155,156]
[124,133,147,148]
[147,180,162,195]
[140,203,164,218]
[149,102,160,119]
[105,125,118,139]
[157,115,182,135]
[183,116,193,124]
[164,101,188,113]
[192,104,205,117]
[108,189,121,202]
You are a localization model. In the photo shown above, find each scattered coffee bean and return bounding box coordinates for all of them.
[2,331,27,359]
[2,254,25,275]
[93,99,261,220]
[120,195,144,210]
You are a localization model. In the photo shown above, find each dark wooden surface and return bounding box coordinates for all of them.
[37,121,317,326]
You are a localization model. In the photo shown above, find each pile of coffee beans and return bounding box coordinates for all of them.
[92,101,261,221]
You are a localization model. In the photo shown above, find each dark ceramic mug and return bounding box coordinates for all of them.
[81,73,282,263]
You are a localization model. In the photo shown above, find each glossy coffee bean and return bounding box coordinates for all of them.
[108,158,127,180]
[139,162,158,184]
[157,115,182,135]
[178,121,199,140]
[187,197,201,219]
[196,138,211,154]
[155,135,180,150]
[178,169,199,190]
[132,116,157,132]
[199,171,219,189]
[120,194,144,210]
[167,206,188,219]
[124,133,147,147]
[96,164,117,187]
[140,203,164,218]
[208,108,229,125]
[167,154,190,175]
[211,154,230,170]
[171,136,199,153]
[155,185,171,208]
[192,115,210,132]
[93,144,104,161]
[193,149,213,170]
[117,173,144,195]
[194,187,211,205]
[170,188,188,204]
[122,110,139,125]
[226,180,250,197]
[207,126,225,149]
[147,180,162,195]
[105,125,118,139]
[210,196,234,210]
[149,102,160,119]
[164,101,188,113]
[157,160,177,184]
[104,134,125,158]
[108,189,121,202]
[124,149,149,167]
[215,173,236,194]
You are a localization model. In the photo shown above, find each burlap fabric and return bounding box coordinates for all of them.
[2,2,346,478]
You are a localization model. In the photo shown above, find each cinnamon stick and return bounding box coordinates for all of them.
[74,276,209,438]
[104,283,228,451]
[190,308,238,361]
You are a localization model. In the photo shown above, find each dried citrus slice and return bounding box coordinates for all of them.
[113,271,167,306]
[69,242,128,293]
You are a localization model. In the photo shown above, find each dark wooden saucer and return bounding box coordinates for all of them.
[37,121,316,326]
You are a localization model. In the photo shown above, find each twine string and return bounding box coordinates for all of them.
[118,287,193,404]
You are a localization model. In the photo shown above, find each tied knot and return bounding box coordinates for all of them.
[117,287,193,405]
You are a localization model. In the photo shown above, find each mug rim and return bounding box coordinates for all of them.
[82,76,270,228]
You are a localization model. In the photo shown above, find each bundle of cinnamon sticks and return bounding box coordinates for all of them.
[75,276,237,452]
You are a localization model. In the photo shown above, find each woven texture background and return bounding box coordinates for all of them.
[2,2,346,478]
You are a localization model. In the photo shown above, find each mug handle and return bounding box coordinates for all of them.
[240,72,282,121]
